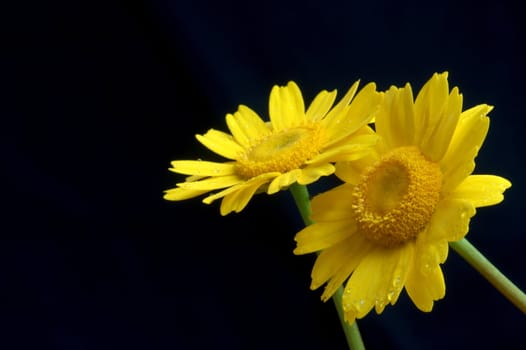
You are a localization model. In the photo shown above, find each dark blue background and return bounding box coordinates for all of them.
[3,0,525,349]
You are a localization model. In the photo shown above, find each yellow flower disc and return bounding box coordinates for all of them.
[236,124,324,178]
[352,146,443,246]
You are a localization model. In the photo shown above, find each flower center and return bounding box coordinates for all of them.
[236,124,324,178]
[352,146,443,247]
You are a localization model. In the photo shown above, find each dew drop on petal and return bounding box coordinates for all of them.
[353,299,365,312]
[376,298,386,309]
[392,276,401,287]
[343,302,352,312]
[421,262,433,276]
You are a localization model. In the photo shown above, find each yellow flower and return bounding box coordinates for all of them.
[164,81,382,215]
[294,72,511,323]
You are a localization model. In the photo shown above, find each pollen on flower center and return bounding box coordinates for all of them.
[352,146,443,247]
[236,124,324,178]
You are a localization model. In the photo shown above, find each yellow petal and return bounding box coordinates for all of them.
[440,104,491,191]
[203,172,278,204]
[163,187,210,201]
[309,236,356,291]
[375,84,415,149]
[219,181,263,215]
[442,152,476,193]
[305,89,337,122]
[384,242,414,308]
[294,220,357,255]
[313,234,372,298]
[341,243,414,317]
[323,82,382,147]
[296,163,335,185]
[420,87,463,161]
[196,129,244,160]
[414,72,450,146]
[335,152,378,185]
[370,243,415,314]
[405,259,445,312]
[344,312,358,325]
[169,160,235,176]
[267,169,302,194]
[177,175,243,191]
[307,134,378,165]
[426,198,476,242]
[225,105,270,147]
[309,184,355,222]
[323,80,360,126]
[321,81,359,126]
[203,185,241,204]
[340,247,384,318]
[449,175,511,207]
[268,81,305,131]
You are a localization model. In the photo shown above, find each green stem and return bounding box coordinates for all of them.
[289,183,314,225]
[450,238,526,314]
[289,183,366,349]
[333,286,366,350]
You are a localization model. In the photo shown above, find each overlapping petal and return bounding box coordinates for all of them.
[342,243,413,320]
[305,89,337,122]
[294,219,357,255]
[269,81,305,130]
[425,198,476,242]
[440,104,491,191]
[309,184,355,222]
[323,82,382,147]
[375,84,415,150]
[169,160,236,176]
[449,175,512,207]
[316,234,373,301]
[405,261,445,312]
[225,105,270,147]
[195,129,244,160]
[296,163,335,185]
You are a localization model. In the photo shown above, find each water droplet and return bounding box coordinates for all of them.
[344,289,352,295]
[387,290,395,302]
[353,299,365,312]
[343,303,352,311]
[392,276,401,287]
[421,262,433,276]
[213,168,220,174]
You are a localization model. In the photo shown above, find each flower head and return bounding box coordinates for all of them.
[294,72,511,323]
[164,81,382,215]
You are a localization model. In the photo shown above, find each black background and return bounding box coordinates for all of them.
[3,0,525,349]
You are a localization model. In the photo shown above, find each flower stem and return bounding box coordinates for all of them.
[289,183,366,349]
[450,238,526,313]
[289,183,314,226]
[332,286,365,350]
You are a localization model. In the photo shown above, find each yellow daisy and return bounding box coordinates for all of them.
[164,81,382,215]
[294,72,511,323]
